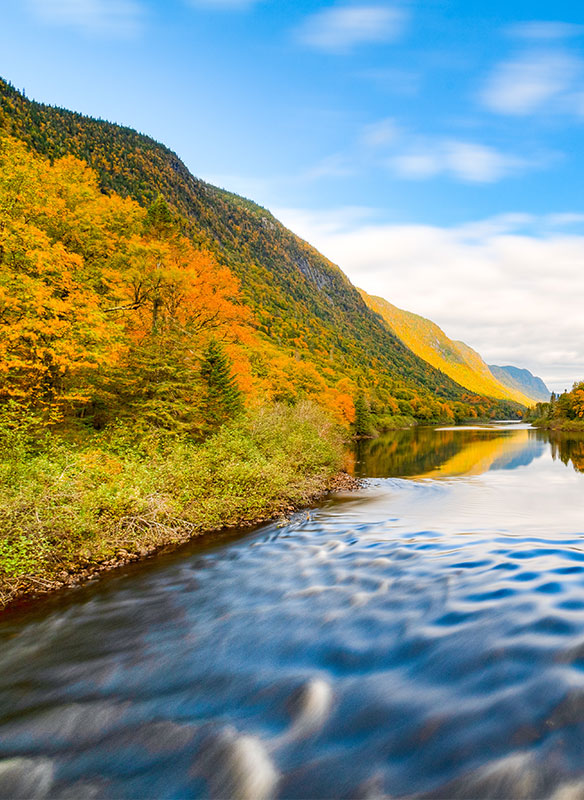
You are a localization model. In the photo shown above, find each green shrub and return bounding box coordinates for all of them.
[0,401,345,604]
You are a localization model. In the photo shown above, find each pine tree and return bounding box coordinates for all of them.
[145,195,174,238]
[354,390,374,437]
[200,338,242,433]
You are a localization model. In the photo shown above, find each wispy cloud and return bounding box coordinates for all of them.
[545,212,584,227]
[300,153,356,181]
[186,0,262,9]
[389,138,533,183]
[27,0,144,38]
[357,117,545,184]
[480,50,583,115]
[507,21,584,41]
[274,208,584,392]
[296,3,407,54]
[200,153,356,208]
[357,67,420,95]
[360,118,402,148]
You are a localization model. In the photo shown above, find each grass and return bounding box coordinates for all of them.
[0,401,345,608]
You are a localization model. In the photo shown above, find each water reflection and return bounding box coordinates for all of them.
[354,424,584,479]
[542,429,584,474]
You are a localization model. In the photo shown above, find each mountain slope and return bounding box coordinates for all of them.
[489,365,550,403]
[0,77,523,419]
[359,290,533,406]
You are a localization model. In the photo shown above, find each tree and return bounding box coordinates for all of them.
[145,195,174,238]
[200,338,242,433]
[571,382,584,419]
[354,390,374,437]
[0,139,121,418]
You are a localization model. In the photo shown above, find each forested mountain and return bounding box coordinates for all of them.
[359,291,532,407]
[489,365,550,403]
[0,76,523,424]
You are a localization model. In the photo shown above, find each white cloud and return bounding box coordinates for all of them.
[389,138,530,183]
[27,0,144,37]
[296,3,407,53]
[507,21,584,41]
[545,213,584,227]
[443,141,525,182]
[357,120,538,184]
[391,149,441,179]
[273,207,584,392]
[480,50,582,115]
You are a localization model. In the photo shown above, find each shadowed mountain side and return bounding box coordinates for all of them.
[359,290,532,406]
[489,365,551,403]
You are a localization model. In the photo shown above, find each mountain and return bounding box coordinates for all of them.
[0,77,523,422]
[488,365,550,403]
[359,291,533,406]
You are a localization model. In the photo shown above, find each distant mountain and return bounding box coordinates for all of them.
[488,365,550,403]
[359,291,533,406]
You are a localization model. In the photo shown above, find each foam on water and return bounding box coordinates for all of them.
[0,757,55,799]
[194,728,279,800]
[282,678,334,741]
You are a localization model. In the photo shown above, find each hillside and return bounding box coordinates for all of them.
[0,77,522,423]
[359,290,533,407]
[489,365,550,403]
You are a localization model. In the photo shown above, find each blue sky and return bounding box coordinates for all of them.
[2,0,584,390]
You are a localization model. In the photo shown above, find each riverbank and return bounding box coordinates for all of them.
[0,402,359,611]
[532,419,584,431]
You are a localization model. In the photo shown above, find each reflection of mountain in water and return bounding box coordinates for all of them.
[355,427,546,479]
[490,438,546,471]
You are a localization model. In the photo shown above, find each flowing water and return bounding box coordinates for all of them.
[3,425,584,799]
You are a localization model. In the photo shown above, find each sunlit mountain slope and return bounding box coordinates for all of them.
[360,291,533,407]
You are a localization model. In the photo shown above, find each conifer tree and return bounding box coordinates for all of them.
[200,338,242,433]
[145,195,174,237]
[354,390,374,437]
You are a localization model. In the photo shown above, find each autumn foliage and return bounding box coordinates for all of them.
[0,133,522,433]
[0,136,250,427]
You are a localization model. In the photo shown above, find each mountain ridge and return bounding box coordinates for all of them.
[489,365,550,403]
[0,76,524,421]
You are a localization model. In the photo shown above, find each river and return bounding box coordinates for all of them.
[2,424,584,799]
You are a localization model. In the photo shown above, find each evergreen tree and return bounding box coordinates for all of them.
[200,338,242,433]
[354,390,374,437]
[145,195,174,238]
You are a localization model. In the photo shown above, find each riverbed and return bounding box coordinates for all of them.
[2,424,584,798]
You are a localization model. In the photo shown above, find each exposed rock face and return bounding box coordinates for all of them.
[294,255,337,297]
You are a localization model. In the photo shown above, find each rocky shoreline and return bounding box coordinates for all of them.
[0,471,362,614]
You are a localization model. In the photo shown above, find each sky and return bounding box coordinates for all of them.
[2,0,584,392]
